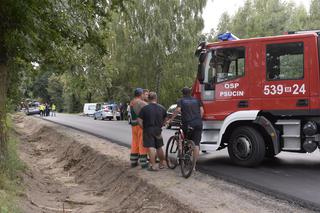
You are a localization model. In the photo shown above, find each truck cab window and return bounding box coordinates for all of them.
[266,42,304,80]
[204,47,245,84]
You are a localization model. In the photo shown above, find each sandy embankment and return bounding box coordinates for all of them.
[13,115,313,213]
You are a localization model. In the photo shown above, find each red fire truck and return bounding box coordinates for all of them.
[193,31,320,166]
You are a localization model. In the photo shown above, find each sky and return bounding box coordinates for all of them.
[202,0,312,33]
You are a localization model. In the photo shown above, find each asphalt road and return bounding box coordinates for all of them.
[41,113,320,211]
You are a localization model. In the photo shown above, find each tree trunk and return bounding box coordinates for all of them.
[0,63,8,162]
[155,65,162,101]
[86,92,92,103]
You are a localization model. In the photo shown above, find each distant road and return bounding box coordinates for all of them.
[41,113,173,147]
[42,113,320,211]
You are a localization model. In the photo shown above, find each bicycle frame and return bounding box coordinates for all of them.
[166,126,196,178]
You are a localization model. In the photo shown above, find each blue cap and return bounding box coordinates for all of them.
[134,88,143,97]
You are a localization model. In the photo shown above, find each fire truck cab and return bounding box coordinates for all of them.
[194,31,320,166]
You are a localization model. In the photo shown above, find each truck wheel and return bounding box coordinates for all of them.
[228,126,265,167]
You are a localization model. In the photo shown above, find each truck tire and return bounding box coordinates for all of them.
[228,126,265,167]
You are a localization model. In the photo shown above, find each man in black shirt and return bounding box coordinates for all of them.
[168,87,204,168]
[138,92,167,171]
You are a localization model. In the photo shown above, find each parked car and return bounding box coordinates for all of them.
[166,104,181,129]
[25,102,40,115]
[83,103,97,116]
[94,103,121,120]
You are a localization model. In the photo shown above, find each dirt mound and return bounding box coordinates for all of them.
[14,115,196,213]
[13,115,314,213]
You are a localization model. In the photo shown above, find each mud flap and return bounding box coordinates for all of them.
[254,116,280,155]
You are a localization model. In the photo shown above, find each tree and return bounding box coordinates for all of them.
[110,0,207,106]
[214,0,299,39]
[32,72,51,102]
[288,4,308,31]
[309,0,320,29]
[216,12,232,36]
[0,0,125,161]
[47,74,64,111]
[230,0,253,38]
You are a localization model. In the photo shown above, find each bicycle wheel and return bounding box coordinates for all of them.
[166,136,179,169]
[180,140,196,178]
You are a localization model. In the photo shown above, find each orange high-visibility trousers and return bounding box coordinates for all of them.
[130,125,148,168]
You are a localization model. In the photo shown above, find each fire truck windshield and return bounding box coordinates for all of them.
[203,47,245,85]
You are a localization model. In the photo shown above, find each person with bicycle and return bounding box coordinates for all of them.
[167,87,204,170]
[138,92,167,171]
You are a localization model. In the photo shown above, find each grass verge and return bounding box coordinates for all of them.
[0,116,25,213]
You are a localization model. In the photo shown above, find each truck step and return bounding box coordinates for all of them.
[282,135,300,138]
[282,147,301,151]
[276,120,300,125]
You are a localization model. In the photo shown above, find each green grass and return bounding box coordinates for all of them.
[0,116,25,213]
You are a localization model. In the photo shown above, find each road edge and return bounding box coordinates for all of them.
[36,115,319,212]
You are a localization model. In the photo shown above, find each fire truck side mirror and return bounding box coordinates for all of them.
[195,41,207,57]
[197,63,205,83]
[199,51,206,63]
[197,52,206,84]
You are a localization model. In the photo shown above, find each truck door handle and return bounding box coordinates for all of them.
[296,99,308,107]
[238,100,248,108]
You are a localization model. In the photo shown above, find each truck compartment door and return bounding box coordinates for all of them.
[261,41,309,112]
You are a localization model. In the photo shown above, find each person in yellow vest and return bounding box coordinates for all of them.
[38,104,42,116]
[42,104,46,116]
[39,104,45,116]
[51,103,56,117]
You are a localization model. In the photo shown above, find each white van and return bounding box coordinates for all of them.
[83,103,97,116]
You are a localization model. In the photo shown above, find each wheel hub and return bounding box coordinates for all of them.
[234,136,252,159]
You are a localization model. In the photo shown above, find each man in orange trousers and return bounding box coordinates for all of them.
[130,88,148,168]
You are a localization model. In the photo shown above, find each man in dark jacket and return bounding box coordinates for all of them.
[168,87,204,169]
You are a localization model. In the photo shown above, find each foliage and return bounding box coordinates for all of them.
[2,0,127,107]
[47,74,64,111]
[0,116,25,213]
[0,0,127,209]
[14,0,208,111]
[211,0,320,40]
[108,0,207,107]
[309,0,320,29]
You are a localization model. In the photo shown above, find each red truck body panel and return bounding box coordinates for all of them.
[193,33,320,121]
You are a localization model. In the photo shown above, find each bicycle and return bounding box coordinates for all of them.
[165,126,196,178]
